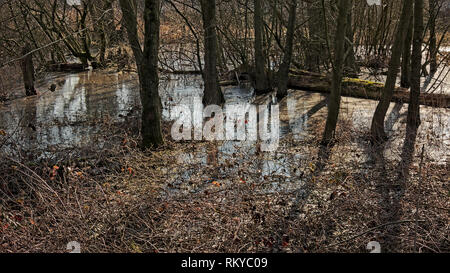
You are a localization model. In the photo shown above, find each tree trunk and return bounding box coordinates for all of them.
[370,0,414,142]
[119,0,164,149]
[104,0,118,47]
[87,0,106,65]
[21,44,37,97]
[322,0,351,145]
[344,0,359,76]
[285,73,450,108]
[406,0,424,132]
[401,13,413,88]
[306,0,325,72]
[200,0,225,106]
[429,0,438,75]
[254,0,269,94]
[276,0,297,100]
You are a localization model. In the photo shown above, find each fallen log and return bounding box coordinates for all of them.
[220,70,450,108]
[159,68,202,75]
[219,79,242,86]
[287,74,450,108]
[47,63,87,72]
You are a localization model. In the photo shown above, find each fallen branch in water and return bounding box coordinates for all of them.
[219,69,450,108]
[46,63,87,72]
[287,72,450,108]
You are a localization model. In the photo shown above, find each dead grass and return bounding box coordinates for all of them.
[0,116,448,253]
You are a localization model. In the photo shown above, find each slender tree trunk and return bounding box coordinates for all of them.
[21,44,37,97]
[370,0,414,142]
[322,0,351,145]
[104,0,118,47]
[98,1,110,65]
[99,31,107,65]
[399,0,425,182]
[88,0,106,65]
[344,0,359,75]
[276,0,297,100]
[429,0,438,75]
[119,0,163,149]
[200,0,225,106]
[254,0,269,93]
[407,0,424,132]
[306,0,325,72]
[401,13,413,88]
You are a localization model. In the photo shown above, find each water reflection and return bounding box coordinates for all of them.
[0,71,448,194]
[0,71,140,155]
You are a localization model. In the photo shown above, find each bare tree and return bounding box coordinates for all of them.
[322,0,352,145]
[401,13,413,88]
[200,0,225,106]
[429,0,438,75]
[254,0,269,94]
[119,0,164,148]
[306,0,326,72]
[406,0,424,132]
[276,0,297,100]
[370,0,414,142]
[344,0,359,76]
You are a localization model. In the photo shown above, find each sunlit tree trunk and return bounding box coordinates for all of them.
[399,0,425,181]
[370,0,414,142]
[276,0,297,100]
[119,0,163,149]
[322,0,351,145]
[254,0,269,94]
[200,0,225,106]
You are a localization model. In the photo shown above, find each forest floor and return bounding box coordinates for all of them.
[0,41,448,252]
[0,113,448,253]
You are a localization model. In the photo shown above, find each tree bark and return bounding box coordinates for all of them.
[344,0,359,76]
[254,0,269,94]
[401,13,413,88]
[276,0,297,100]
[306,0,326,72]
[429,0,438,75]
[200,0,225,106]
[322,0,351,145]
[119,0,164,149]
[370,0,414,142]
[406,0,424,131]
[21,44,37,96]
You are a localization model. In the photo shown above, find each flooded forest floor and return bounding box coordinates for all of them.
[0,68,448,253]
